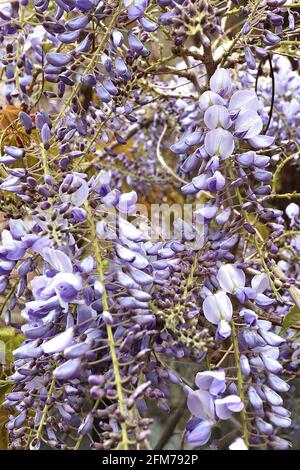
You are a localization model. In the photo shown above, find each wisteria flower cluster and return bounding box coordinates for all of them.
[0,0,300,453]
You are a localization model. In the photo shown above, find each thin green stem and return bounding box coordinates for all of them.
[40,144,59,244]
[227,161,281,301]
[219,0,262,67]
[0,281,18,317]
[85,202,129,450]
[231,321,249,448]
[52,5,122,128]
[33,377,56,447]
[272,152,299,192]
[74,110,112,170]
[261,192,300,201]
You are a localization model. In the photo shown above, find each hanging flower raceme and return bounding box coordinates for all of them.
[0,0,300,453]
[185,370,243,446]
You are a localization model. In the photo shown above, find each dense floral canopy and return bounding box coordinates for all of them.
[0,0,300,452]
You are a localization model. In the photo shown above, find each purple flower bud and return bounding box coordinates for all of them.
[82,74,96,86]
[129,34,146,54]
[4,146,25,160]
[76,0,94,12]
[254,154,270,168]
[0,275,8,295]
[0,155,18,164]
[53,358,81,381]
[65,15,90,31]
[46,52,71,67]
[243,329,265,348]
[256,417,273,436]
[103,79,118,96]
[254,169,272,183]
[258,329,285,347]
[253,45,268,60]
[96,86,112,103]
[139,17,158,32]
[78,415,94,435]
[14,342,43,359]
[6,392,26,402]
[102,310,114,325]
[40,123,51,148]
[255,293,275,308]
[170,140,189,155]
[22,322,53,340]
[195,205,219,223]
[268,437,291,450]
[248,386,263,410]
[216,207,231,225]
[101,53,112,72]
[126,0,148,20]
[19,111,32,132]
[268,13,284,27]
[112,30,124,48]
[266,412,291,428]
[115,57,129,77]
[271,406,291,418]
[260,353,283,374]
[58,30,80,43]
[42,328,74,354]
[263,31,281,46]
[210,68,232,97]
[262,385,283,406]
[240,355,251,378]
[267,373,289,393]
[168,370,182,385]
[288,11,295,30]
[75,34,93,54]
[255,185,272,196]
[242,22,251,35]
[244,45,256,70]
[64,342,90,358]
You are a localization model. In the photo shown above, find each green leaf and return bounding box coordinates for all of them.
[280,306,300,335]
[0,326,15,339]
[0,325,23,363]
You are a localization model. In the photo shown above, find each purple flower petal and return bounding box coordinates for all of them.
[204,105,231,130]
[217,264,245,293]
[53,358,81,381]
[204,129,234,159]
[229,90,259,117]
[203,291,233,325]
[195,370,226,396]
[187,390,215,421]
[117,191,137,214]
[42,328,74,354]
[185,420,212,446]
[216,320,231,339]
[215,395,243,420]
[118,217,143,241]
[247,135,275,149]
[209,68,232,97]
[43,248,73,273]
[199,91,225,111]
